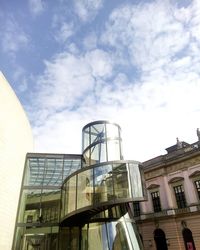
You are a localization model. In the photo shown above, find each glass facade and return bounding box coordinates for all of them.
[13,121,146,250]
[13,154,81,250]
[82,121,123,167]
[59,210,143,250]
[61,161,146,221]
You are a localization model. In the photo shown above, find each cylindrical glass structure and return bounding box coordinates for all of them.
[60,161,146,223]
[82,121,123,167]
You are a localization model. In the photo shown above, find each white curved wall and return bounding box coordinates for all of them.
[0,72,33,250]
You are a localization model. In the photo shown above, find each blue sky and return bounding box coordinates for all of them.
[1,0,200,161]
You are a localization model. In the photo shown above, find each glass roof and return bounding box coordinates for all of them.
[26,154,82,187]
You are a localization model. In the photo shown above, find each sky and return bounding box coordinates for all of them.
[1,0,200,161]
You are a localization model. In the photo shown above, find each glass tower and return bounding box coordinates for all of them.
[13,121,146,250]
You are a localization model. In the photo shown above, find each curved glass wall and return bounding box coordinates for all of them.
[13,121,146,250]
[82,121,123,167]
[59,208,143,250]
[60,161,146,223]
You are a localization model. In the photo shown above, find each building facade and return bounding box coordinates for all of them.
[136,137,200,250]
[13,121,146,250]
[0,72,33,250]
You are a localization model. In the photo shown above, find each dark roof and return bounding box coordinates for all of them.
[165,141,190,154]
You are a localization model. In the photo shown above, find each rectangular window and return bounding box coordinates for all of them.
[194,180,200,200]
[133,202,140,217]
[173,185,187,208]
[151,191,161,212]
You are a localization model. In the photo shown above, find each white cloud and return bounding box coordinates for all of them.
[85,49,113,78]
[29,0,45,16]
[35,52,95,113]
[13,66,28,92]
[83,32,97,50]
[55,22,75,43]
[74,0,103,22]
[102,1,192,72]
[30,0,200,162]
[0,18,29,54]
[32,48,114,117]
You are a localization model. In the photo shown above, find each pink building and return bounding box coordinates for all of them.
[135,135,200,250]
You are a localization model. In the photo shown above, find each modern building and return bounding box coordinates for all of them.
[12,121,146,250]
[0,72,33,250]
[135,135,200,250]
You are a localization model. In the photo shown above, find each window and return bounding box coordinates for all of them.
[151,191,161,212]
[194,180,200,200]
[173,185,187,208]
[133,202,140,217]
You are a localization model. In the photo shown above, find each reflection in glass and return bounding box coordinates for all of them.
[66,176,77,214]
[81,224,88,250]
[40,189,60,223]
[90,142,107,165]
[59,215,143,250]
[88,223,109,250]
[94,165,114,203]
[90,123,105,144]
[70,227,80,250]
[18,189,60,224]
[77,169,93,209]
[106,123,119,139]
[59,227,70,250]
[83,149,90,167]
[61,185,66,219]
[17,189,41,223]
[14,228,59,250]
[107,140,120,161]
[113,164,130,199]
[83,127,90,150]
[128,163,143,199]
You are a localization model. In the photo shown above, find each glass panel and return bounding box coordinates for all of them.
[81,224,88,250]
[59,227,70,250]
[107,140,120,161]
[14,227,59,250]
[66,227,79,250]
[18,189,42,223]
[77,169,93,209]
[128,163,143,199]
[90,144,100,165]
[113,163,130,199]
[64,182,69,216]
[61,184,66,219]
[88,223,108,250]
[63,158,81,179]
[91,123,105,144]
[66,176,77,214]
[83,150,90,167]
[12,226,25,250]
[94,165,114,203]
[90,142,107,164]
[18,189,61,224]
[44,158,63,186]
[100,142,107,163]
[83,127,90,150]
[106,123,119,139]
[40,189,60,223]
[28,158,45,186]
